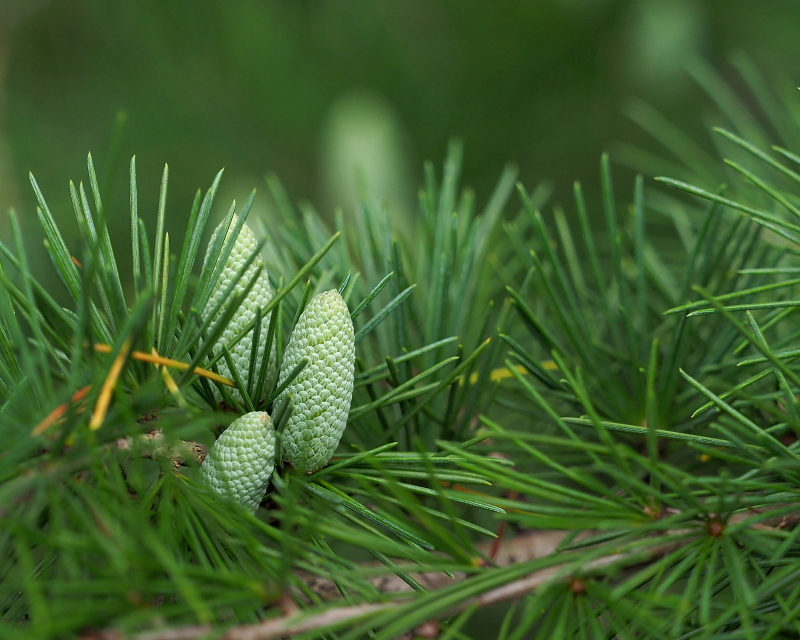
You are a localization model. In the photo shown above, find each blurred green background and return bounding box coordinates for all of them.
[1,0,799,240]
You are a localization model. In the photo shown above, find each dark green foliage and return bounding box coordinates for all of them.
[0,151,514,638]
[470,104,800,637]
[6,73,800,639]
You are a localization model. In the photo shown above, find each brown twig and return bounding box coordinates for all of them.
[119,537,684,640]
[116,430,208,469]
[131,603,393,640]
[115,502,800,640]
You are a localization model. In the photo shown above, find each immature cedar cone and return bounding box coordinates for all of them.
[276,289,355,472]
[200,411,275,511]
[201,215,276,405]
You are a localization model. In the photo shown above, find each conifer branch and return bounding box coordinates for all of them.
[102,504,800,640]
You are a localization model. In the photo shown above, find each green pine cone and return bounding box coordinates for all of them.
[276,289,355,473]
[200,411,276,511]
[201,215,276,405]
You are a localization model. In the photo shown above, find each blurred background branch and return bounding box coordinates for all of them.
[0,0,56,233]
[2,0,799,247]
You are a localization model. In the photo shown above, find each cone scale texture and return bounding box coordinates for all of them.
[201,215,276,405]
[200,411,276,511]
[276,290,355,473]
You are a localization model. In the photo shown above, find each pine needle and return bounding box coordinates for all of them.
[90,339,132,429]
[31,385,92,435]
[93,343,235,386]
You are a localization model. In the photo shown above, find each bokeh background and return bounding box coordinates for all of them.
[1,0,800,243]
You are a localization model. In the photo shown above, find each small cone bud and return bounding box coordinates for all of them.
[200,411,276,511]
[276,290,355,472]
[201,215,276,405]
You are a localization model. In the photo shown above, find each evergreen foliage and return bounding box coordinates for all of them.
[3,65,800,639]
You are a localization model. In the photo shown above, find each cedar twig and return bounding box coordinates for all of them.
[116,430,208,469]
[108,504,800,640]
[129,603,392,640]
